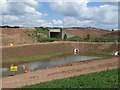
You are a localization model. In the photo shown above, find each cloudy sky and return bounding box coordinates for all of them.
[0,0,119,30]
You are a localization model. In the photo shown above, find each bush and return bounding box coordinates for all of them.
[93,37,120,42]
[87,34,90,39]
[38,38,62,42]
[35,28,49,35]
[67,36,82,41]
[64,34,67,40]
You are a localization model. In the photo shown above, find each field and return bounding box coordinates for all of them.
[19,68,119,88]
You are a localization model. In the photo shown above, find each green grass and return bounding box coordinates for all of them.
[35,28,49,35]
[16,68,119,89]
[37,38,62,42]
[37,36,120,43]
[95,51,112,55]
[2,52,66,63]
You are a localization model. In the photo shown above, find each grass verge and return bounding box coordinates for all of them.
[16,68,119,89]
[2,52,67,63]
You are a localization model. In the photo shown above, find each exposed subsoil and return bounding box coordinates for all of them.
[1,28,36,46]
[65,28,112,38]
[2,56,118,88]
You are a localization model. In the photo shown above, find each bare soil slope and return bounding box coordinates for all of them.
[1,28,36,46]
[103,30,120,38]
[65,27,112,38]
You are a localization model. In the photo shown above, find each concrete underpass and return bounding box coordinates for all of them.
[49,28,62,39]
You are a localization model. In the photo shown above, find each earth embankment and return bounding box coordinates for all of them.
[2,41,118,60]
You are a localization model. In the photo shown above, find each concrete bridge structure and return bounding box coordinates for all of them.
[48,28,75,39]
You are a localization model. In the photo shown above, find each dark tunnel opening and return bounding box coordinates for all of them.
[50,32,61,38]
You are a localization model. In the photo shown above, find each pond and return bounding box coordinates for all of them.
[1,55,102,77]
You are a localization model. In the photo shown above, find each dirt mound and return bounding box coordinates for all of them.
[65,27,112,38]
[1,28,36,46]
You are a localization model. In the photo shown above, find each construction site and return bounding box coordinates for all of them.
[0,27,119,88]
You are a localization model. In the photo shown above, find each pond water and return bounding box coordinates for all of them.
[1,55,102,77]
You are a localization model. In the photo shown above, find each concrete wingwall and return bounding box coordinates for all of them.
[2,41,118,60]
[62,30,76,39]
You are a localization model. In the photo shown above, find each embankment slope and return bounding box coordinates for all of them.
[2,41,119,60]
[1,28,36,46]
[64,28,112,38]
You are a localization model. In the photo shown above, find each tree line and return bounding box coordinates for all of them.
[0,25,20,28]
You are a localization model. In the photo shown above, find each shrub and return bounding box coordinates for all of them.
[35,28,49,35]
[64,34,67,40]
[38,38,62,42]
[87,34,90,39]
[67,36,82,41]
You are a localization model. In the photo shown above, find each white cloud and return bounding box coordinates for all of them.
[50,2,118,22]
[0,0,118,30]
[53,20,63,26]
[63,16,93,27]
[3,15,19,22]
[24,0,38,7]
[37,20,52,27]
[50,1,118,29]
[0,0,9,14]
[1,1,39,15]
[0,0,48,27]
[63,16,118,30]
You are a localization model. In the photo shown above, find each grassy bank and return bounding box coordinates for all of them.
[16,68,119,89]
[81,50,114,58]
[2,52,68,63]
[2,51,112,63]
[37,36,120,43]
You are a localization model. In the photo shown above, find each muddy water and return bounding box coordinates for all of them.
[1,55,102,77]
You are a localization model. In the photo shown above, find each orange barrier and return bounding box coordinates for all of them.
[24,70,31,73]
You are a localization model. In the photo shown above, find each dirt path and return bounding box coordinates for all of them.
[2,41,107,48]
[2,57,118,88]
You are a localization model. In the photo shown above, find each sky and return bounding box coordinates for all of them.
[0,0,119,30]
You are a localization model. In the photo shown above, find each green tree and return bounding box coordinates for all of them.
[64,34,67,40]
[87,34,90,39]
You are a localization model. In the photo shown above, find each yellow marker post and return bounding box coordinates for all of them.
[10,64,18,71]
